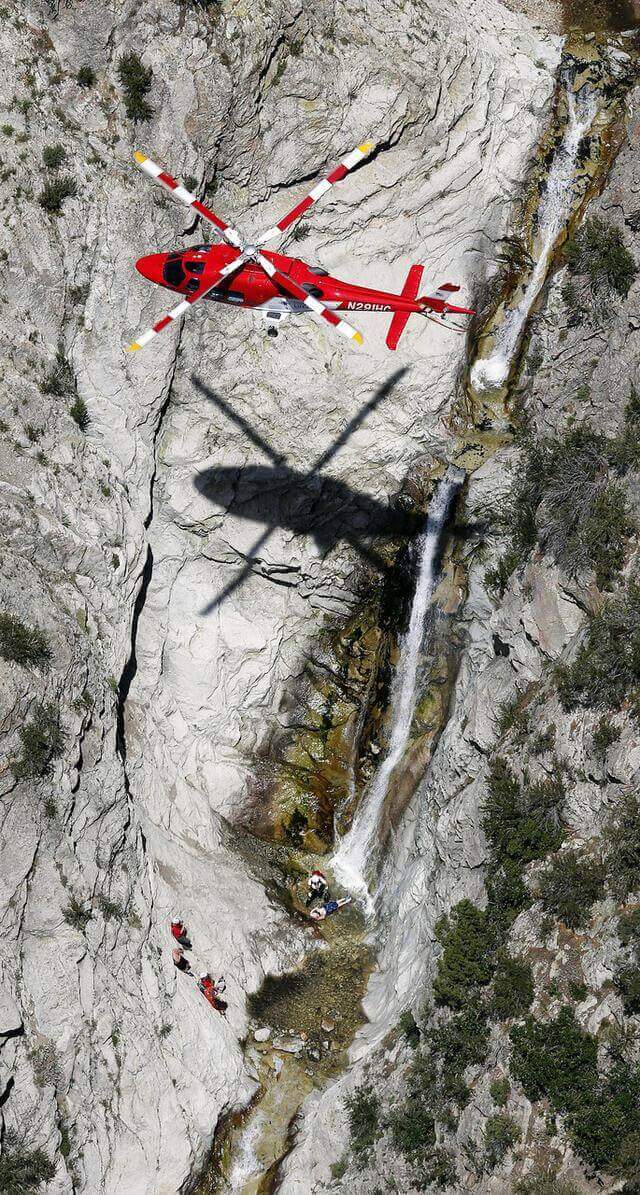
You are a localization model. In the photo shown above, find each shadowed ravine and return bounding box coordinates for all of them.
[195,33,638,1195]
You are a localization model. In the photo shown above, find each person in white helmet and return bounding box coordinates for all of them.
[305,870,330,906]
[170,917,191,948]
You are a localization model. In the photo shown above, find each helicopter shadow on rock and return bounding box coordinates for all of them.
[191,370,479,614]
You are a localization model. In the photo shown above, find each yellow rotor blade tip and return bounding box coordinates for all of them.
[126,342,141,352]
[359,141,374,153]
[134,151,147,164]
[354,332,364,346]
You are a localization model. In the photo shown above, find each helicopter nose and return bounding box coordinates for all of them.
[135,253,168,285]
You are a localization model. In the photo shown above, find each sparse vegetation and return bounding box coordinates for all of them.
[484,1112,520,1167]
[398,1009,420,1047]
[0,1130,56,1192]
[510,1006,598,1114]
[433,901,496,1010]
[117,53,153,121]
[490,950,533,1020]
[0,612,51,668]
[565,215,636,300]
[511,1007,640,1183]
[513,1169,584,1195]
[11,704,64,778]
[346,1083,379,1164]
[557,582,640,717]
[42,144,66,170]
[487,425,636,596]
[604,793,640,898]
[490,1076,510,1107]
[483,758,565,868]
[70,395,89,431]
[538,850,605,929]
[42,343,75,396]
[593,718,620,758]
[76,66,96,87]
[97,895,123,921]
[614,964,640,1015]
[62,894,92,933]
[38,175,77,214]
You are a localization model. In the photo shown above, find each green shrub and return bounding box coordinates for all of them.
[42,343,75,396]
[614,965,640,1015]
[513,1169,584,1195]
[570,1060,640,1178]
[389,1099,435,1157]
[605,793,640,899]
[11,703,64,778]
[531,726,556,755]
[398,1009,420,1047]
[565,216,636,299]
[498,694,529,742]
[556,582,640,716]
[490,1076,510,1107]
[592,718,620,758]
[62,894,92,932]
[42,144,66,169]
[70,395,89,431]
[538,851,605,929]
[428,1002,489,1106]
[117,53,153,121]
[510,1006,598,1114]
[484,1112,520,1168]
[433,900,496,1009]
[490,426,635,594]
[483,759,565,867]
[618,907,640,952]
[613,385,640,471]
[0,1130,56,1192]
[97,895,123,921]
[568,980,587,1002]
[345,1084,379,1161]
[0,612,51,668]
[486,859,531,929]
[490,950,533,1020]
[38,175,77,214]
[76,66,96,87]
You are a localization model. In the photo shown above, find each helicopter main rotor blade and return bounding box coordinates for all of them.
[133,152,245,249]
[126,252,248,352]
[253,250,363,347]
[257,141,375,245]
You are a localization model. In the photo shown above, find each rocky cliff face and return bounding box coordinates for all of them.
[3,0,637,1193]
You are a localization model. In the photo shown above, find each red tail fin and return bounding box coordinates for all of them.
[386,264,424,350]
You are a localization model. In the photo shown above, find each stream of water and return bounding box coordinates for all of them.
[332,467,463,910]
[470,75,597,394]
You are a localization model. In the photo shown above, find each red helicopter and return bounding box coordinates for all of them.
[127,142,474,353]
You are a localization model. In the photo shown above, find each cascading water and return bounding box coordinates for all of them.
[332,468,463,910]
[470,75,597,393]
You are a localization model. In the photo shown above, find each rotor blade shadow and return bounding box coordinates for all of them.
[193,377,288,466]
[312,367,409,472]
[200,528,274,615]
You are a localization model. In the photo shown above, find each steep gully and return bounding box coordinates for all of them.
[114,36,636,1194]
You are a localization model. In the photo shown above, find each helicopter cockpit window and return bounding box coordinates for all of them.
[162,257,186,287]
[186,260,205,274]
[186,278,200,294]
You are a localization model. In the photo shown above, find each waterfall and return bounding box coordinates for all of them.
[332,468,463,910]
[470,78,597,394]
